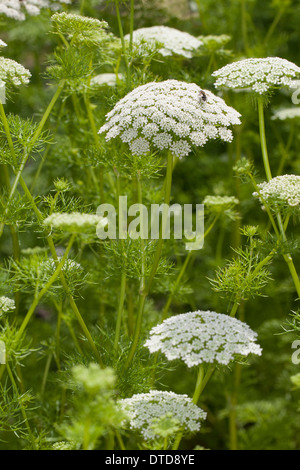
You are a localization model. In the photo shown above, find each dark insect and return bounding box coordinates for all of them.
[199,90,207,103]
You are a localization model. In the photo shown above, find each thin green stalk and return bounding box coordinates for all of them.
[161,215,220,320]
[229,362,242,450]
[257,97,272,182]
[264,6,286,45]
[129,0,135,54]
[84,93,103,199]
[114,271,127,350]
[241,0,249,54]
[230,302,239,317]
[15,234,76,342]
[1,164,20,313]
[0,82,65,235]
[40,353,52,397]
[8,170,102,363]
[6,362,36,449]
[114,0,130,85]
[124,154,173,370]
[115,430,126,450]
[146,151,173,294]
[124,171,146,370]
[173,365,215,450]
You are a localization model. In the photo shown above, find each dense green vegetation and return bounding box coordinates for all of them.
[0,0,300,451]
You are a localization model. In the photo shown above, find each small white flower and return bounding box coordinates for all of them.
[0,57,31,87]
[213,57,300,94]
[203,195,239,213]
[0,296,15,316]
[0,0,71,21]
[124,26,203,59]
[145,310,262,367]
[43,212,108,233]
[272,107,300,121]
[90,73,124,88]
[253,175,300,209]
[99,80,241,158]
[0,39,7,49]
[120,391,207,441]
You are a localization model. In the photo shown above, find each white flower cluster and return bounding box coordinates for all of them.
[99,80,241,158]
[145,310,262,367]
[43,257,83,274]
[124,26,203,59]
[0,296,15,316]
[272,107,300,121]
[0,40,7,49]
[90,73,124,88]
[0,0,71,21]
[253,175,300,209]
[44,212,108,233]
[0,56,31,86]
[120,391,207,441]
[213,57,300,94]
[203,195,239,213]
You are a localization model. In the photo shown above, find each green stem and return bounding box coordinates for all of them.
[241,0,249,53]
[124,171,146,370]
[6,362,36,449]
[84,93,103,199]
[15,234,76,342]
[173,365,215,450]
[161,215,220,320]
[264,6,286,45]
[7,169,102,363]
[114,271,127,350]
[114,0,130,86]
[129,0,135,54]
[230,302,239,317]
[40,353,52,397]
[146,151,174,294]
[0,82,65,236]
[258,98,272,182]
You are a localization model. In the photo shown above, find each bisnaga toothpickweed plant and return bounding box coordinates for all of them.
[0,1,300,451]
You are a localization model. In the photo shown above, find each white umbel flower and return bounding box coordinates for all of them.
[212,57,300,94]
[253,175,300,209]
[124,26,203,59]
[0,296,15,316]
[145,310,262,367]
[0,57,31,86]
[272,107,300,121]
[120,391,207,441]
[0,0,71,21]
[90,73,124,88]
[43,212,108,233]
[99,80,241,158]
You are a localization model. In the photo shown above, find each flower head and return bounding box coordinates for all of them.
[0,0,71,21]
[99,80,241,158]
[253,175,300,210]
[0,57,31,87]
[203,195,239,214]
[124,26,203,59]
[51,12,109,45]
[272,107,300,121]
[90,73,124,88]
[0,40,7,49]
[145,310,262,367]
[212,57,300,94]
[120,391,207,441]
[43,212,108,234]
[0,296,15,317]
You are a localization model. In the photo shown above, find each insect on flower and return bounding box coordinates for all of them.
[199,90,207,103]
